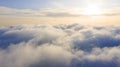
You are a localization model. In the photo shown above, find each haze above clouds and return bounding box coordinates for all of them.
[0,0,120,25]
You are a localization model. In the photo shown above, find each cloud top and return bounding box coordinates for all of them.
[0,24,120,67]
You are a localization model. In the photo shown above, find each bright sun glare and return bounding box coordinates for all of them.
[83,4,103,15]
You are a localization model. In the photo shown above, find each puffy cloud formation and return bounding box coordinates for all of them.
[0,24,120,67]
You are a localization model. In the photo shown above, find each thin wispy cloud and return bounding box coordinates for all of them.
[0,7,120,17]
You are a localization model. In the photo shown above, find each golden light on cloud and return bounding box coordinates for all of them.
[82,4,103,15]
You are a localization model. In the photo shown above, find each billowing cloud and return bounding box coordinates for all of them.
[0,24,120,67]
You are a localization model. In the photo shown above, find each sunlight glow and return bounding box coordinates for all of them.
[83,4,103,15]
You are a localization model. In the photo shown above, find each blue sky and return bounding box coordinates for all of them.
[0,0,120,9]
[0,0,52,9]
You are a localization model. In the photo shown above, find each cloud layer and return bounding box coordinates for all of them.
[0,24,120,67]
[0,6,120,17]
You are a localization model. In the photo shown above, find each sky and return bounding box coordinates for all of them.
[0,0,120,26]
[0,1,120,67]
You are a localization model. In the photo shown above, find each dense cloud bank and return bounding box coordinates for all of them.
[0,24,120,67]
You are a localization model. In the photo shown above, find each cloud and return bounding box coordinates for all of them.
[1,6,120,17]
[0,7,35,16]
[0,24,120,67]
[0,7,80,17]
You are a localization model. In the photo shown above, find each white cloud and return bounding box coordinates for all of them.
[0,24,120,67]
